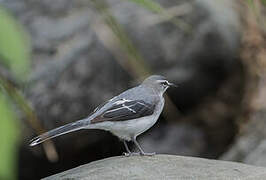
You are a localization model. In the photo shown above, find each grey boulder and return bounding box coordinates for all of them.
[43,155,266,180]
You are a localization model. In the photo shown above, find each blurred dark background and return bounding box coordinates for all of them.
[0,0,266,179]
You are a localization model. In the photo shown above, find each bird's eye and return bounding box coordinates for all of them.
[161,81,168,86]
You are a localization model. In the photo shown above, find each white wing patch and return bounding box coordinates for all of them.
[122,104,136,113]
[94,99,155,122]
[114,98,132,105]
[105,99,137,114]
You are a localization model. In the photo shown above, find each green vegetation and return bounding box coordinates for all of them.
[0,7,30,80]
[0,6,31,180]
[0,93,20,180]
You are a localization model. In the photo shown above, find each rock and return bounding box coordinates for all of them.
[43,155,266,180]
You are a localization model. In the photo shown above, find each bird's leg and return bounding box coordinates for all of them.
[123,140,140,157]
[123,140,131,154]
[132,137,156,156]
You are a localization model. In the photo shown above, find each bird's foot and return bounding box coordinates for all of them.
[123,152,140,157]
[140,152,156,156]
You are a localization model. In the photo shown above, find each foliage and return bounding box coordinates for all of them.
[0,92,19,180]
[0,7,30,81]
[0,6,31,180]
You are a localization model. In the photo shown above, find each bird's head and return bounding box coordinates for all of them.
[142,75,177,95]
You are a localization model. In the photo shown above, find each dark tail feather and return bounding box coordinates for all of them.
[29,119,87,146]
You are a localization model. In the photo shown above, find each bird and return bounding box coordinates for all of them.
[29,75,176,156]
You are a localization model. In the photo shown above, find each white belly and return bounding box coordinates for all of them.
[111,115,157,140]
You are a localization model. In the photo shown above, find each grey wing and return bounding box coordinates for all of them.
[90,99,155,123]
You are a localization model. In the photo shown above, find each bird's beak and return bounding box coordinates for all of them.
[168,82,178,87]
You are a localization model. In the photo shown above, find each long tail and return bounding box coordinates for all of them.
[29,119,89,146]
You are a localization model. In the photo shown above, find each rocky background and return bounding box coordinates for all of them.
[0,0,266,179]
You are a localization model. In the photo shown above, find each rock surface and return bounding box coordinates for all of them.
[43,155,266,180]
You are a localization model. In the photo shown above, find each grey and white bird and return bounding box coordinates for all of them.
[30,75,176,156]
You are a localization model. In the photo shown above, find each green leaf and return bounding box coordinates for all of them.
[0,92,20,180]
[0,7,31,81]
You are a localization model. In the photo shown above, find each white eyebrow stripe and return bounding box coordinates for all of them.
[156,80,167,82]
[156,80,169,83]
